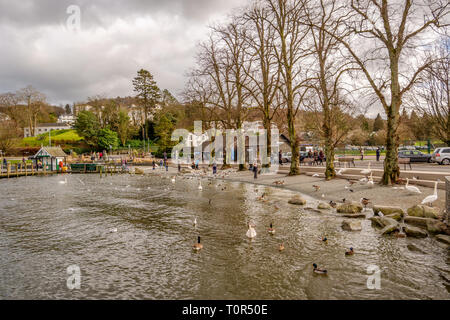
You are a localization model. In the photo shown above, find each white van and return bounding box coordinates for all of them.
[431,147,450,165]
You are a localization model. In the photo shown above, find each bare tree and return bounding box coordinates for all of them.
[17,85,47,137]
[265,0,313,176]
[329,0,449,184]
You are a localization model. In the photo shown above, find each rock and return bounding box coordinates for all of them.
[404,225,428,238]
[426,220,449,235]
[342,213,366,218]
[380,216,399,227]
[134,168,144,174]
[385,212,403,221]
[407,244,427,254]
[380,223,399,235]
[404,216,430,228]
[336,202,363,214]
[369,216,384,228]
[373,206,404,216]
[341,220,362,231]
[435,234,450,245]
[407,205,441,219]
[318,202,331,210]
[288,196,306,206]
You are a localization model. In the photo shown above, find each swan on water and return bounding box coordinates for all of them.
[246,223,257,239]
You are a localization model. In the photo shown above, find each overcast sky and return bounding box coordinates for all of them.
[0,0,245,106]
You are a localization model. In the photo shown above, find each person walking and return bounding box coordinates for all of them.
[152,160,156,170]
[360,147,364,161]
[313,150,318,165]
[376,147,380,162]
[160,159,163,170]
[212,161,217,174]
[165,161,169,172]
[319,150,324,165]
[279,151,283,165]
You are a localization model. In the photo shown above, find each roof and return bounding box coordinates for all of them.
[32,146,68,158]
[35,123,71,128]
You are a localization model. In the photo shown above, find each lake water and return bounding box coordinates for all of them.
[0,173,449,299]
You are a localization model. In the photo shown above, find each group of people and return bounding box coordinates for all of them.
[90,151,106,161]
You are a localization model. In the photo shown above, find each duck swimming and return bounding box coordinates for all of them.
[268,223,275,235]
[312,263,327,275]
[279,243,285,252]
[345,247,354,256]
[192,236,203,251]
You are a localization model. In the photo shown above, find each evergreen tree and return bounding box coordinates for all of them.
[373,113,384,132]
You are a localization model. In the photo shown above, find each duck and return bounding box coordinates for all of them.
[313,185,320,192]
[361,162,371,175]
[421,180,438,206]
[279,243,285,252]
[268,223,275,235]
[345,247,354,256]
[329,200,337,208]
[405,178,421,194]
[321,237,328,243]
[192,236,203,251]
[312,263,327,275]
[246,223,257,239]
[360,197,370,210]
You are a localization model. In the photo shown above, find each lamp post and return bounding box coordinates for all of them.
[109,145,112,161]
[49,129,52,147]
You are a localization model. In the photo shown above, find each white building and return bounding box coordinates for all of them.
[24,123,72,137]
[58,114,76,125]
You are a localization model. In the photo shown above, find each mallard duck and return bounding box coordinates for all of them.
[313,263,327,275]
[329,201,337,208]
[268,223,275,235]
[313,185,320,192]
[279,243,285,251]
[345,247,354,255]
[192,236,203,251]
[321,237,328,243]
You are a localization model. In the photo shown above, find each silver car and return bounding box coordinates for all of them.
[431,147,450,165]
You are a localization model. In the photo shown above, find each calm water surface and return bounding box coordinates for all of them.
[0,173,449,299]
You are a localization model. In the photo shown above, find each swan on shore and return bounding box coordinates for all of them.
[421,181,438,206]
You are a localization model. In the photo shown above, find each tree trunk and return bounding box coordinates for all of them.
[382,108,400,184]
[323,108,335,180]
[287,107,300,176]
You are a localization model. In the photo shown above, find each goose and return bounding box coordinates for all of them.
[313,185,320,192]
[268,223,275,235]
[421,181,438,207]
[361,162,371,175]
[405,178,421,194]
[246,223,257,239]
[192,236,203,251]
[312,263,327,275]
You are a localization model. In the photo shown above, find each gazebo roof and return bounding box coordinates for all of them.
[32,146,68,158]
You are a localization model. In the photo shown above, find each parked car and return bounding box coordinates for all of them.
[398,150,432,163]
[431,148,450,165]
[299,151,308,162]
[281,152,292,163]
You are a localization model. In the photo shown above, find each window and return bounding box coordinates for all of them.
[442,149,450,153]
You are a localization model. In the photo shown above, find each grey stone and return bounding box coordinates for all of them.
[404,225,428,238]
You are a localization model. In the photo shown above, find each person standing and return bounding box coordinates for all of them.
[253,161,258,179]
[360,147,364,161]
[279,151,283,165]
[376,147,381,162]
[152,160,156,170]
[212,161,217,175]
[319,150,324,165]
[178,162,181,172]
[160,159,163,170]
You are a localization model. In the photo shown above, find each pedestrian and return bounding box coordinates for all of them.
[195,159,199,170]
[152,160,156,170]
[360,147,364,161]
[178,162,181,172]
[253,161,258,179]
[213,161,217,174]
[279,151,283,165]
[313,150,318,165]
[160,159,163,170]
[165,161,169,172]
[376,147,380,162]
[3,157,7,170]
[308,150,313,159]
[319,150,324,165]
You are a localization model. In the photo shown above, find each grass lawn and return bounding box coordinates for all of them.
[21,129,83,147]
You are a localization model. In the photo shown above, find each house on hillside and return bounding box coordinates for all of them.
[24,123,72,137]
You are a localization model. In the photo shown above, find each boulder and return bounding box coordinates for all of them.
[318,202,331,210]
[407,244,427,254]
[435,234,450,245]
[384,212,403,221]
[134,168,144,174]
[380,216,399,227]
[373,206,404,216]
[404,216,430,228]
[426,220,449,235]
[341,220,362,231]
[380,223,399,235]
[404,225,428,238]
[407,205,441,219]
[369,216,384,228]
[288,196,306,206]
[336,202,363,214]
[342,213,366,218]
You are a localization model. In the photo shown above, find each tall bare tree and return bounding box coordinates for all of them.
[17,85,47,137]
[329,0,449,184]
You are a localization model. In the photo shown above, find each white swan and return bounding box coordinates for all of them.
[421,181,438,206]
[367,173,374,188]
[198,181,203,190]
[361,162,371,175]
[193,217,197,227]
[171,177,176,183]
[59,177,67,184]
[246,223,257,239]
[405,178,421,194]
